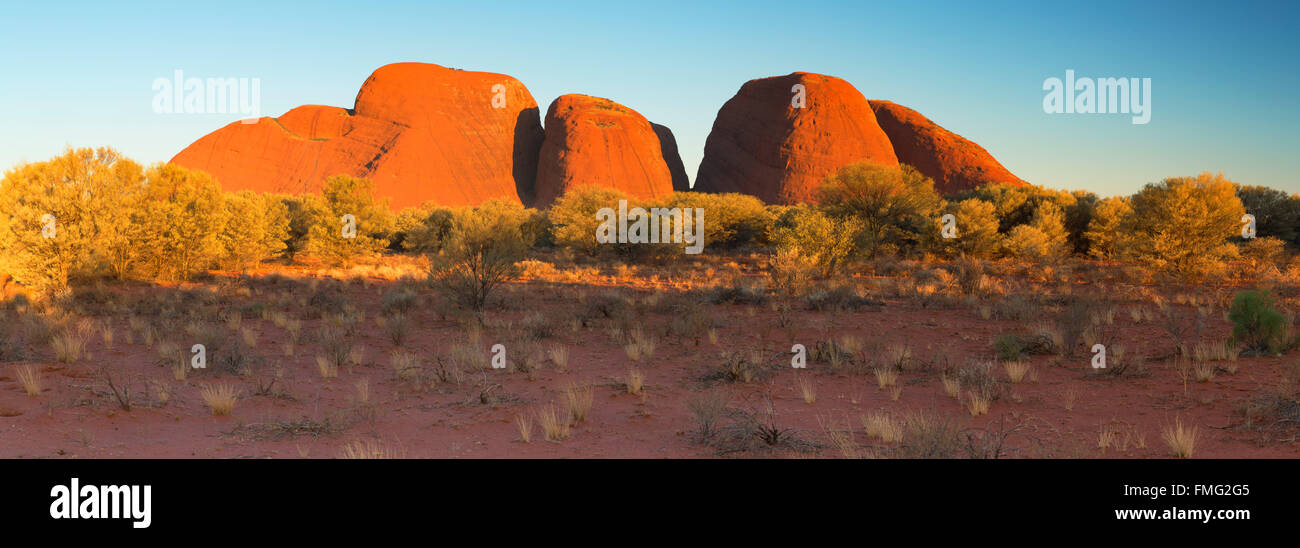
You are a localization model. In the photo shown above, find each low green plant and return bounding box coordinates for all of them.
[1228,289,1288,355]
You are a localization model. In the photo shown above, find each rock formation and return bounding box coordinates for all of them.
[693,72,898,204]
[533,94,682,207]
[869,100,1024,195]
[171,62,545,209]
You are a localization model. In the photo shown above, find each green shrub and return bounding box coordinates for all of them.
[993,333,1024,361]
[548,186,633,255]
[1000,225,1053,260]
[133,163,229,281]
[428,201,530,319]
[398,205,456,253]
[816,162,941,257]
[998,199,1071,260]
[217,190,289,270]
[301,175,395,266]
[650,192,773,249]
[959,183,1077,235]
[1084,196,1133,259]
[1237,185,1300,246]
[1228,289,1288,355]
[937,198,1000,258]
[769,206,861,278]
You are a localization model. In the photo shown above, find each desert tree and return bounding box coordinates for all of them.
[1236,184,1300,246]
[1000,201,1068,260]
[816,162,941,257]
[0,147,144,295]
[938,198,1001,258]
[134,163,229,281]
[1084,196,1134,259]
[1117,172,1245,275]
[301,175,395,266]
[428,199,531,321]
[1064,190,1099,254]
[217,190,290,270]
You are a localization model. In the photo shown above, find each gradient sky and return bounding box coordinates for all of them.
[1,0,1296,197]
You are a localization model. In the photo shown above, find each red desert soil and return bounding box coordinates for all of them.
[532,94,682,208]
[869,100,1026,195]
[693,72,898,204]
[171,63,545,209]
[1,258,1296,459]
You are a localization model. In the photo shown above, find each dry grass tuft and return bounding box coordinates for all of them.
[316,354,339,379]
[1062,387,1078,411]
[563,383,595,423]
[966,390,991,417]
[941,375,961,399]
[1161,417,1198,458]
[200,383,238,415]
[547,345,569,372]
[873,367,898,388]
[516,413,533,443]
[1193,362,1216,383]
[1003,361,1031,384]
[338,439,402,459]
[626,367,645,395]
[862,413,903,443]
[796,374,816,404]
[537,404,570,441]
[50,330,86,363]
[15,365,42,397]
[354,377,370,403]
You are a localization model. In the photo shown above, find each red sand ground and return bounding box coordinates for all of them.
[1,261,1296,459]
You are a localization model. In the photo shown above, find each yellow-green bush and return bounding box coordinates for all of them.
[428,199,531,317]
[769,206,861,278]
[548,185,634,255]
[394,204,449,253]
[0,147,145,294]
[300,175,395,265]
[937,198,1001,258]
[1117,172,1244,275]
[649,191,773,249]
[1084,196,1134,259]
[816,162,941,257]
[218,190,289,270]
[133,163,230,281]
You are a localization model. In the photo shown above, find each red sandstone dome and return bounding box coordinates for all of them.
[693,72,898,204]
[869,100,1025,195]
[171,62,545,209]
[533,94,683,207]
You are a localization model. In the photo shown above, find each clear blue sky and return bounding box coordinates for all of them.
[2,0,1296,197]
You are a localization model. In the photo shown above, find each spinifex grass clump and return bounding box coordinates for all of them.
[1228,289,1289,356]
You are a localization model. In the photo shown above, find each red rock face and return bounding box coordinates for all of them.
[533,94,682,207]
[693,72,898,204]
[650,123,691,192]
[869,100,1024,195]
[171,63,545,209]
